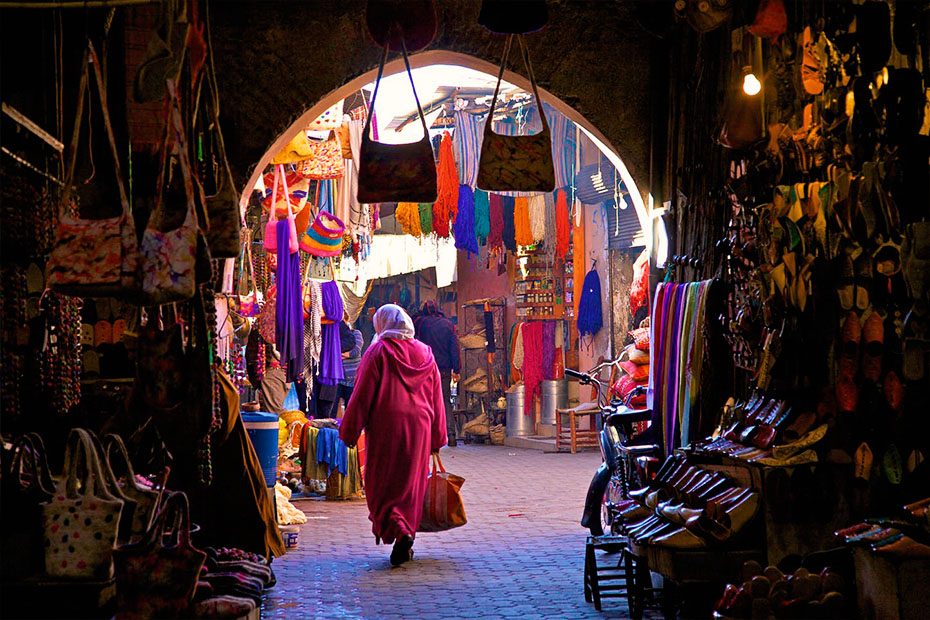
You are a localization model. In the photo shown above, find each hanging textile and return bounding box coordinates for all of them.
[340,280,373,324]
[511,322,525,371]
[630,248,650,315]
[453,185,479,258]
[453,109,483,187]
[544,191,557,262]
[521,321,544,417]
[473,189,490,242]
[555,188,571,262]
[318,179,335,215]
[501,196,517,251]
[543,103,577,192]
[488,193,504,253]
[276,221,304,383]
[513,197,533,247]
[483,303,496,353]
[395,202,422,237]
[418,202,434,235]
[433,132,458,238]
[528,194,546,242]
[318,280,345,385]
[343,117,372,238]
[541,320,556,381]
[577,265,602,347]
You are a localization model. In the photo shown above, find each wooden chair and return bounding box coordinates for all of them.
[556,402,599,453]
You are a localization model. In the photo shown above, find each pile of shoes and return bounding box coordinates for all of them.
[193,547,276,618]
[714,561,847,619]
[834,497,930,559]
[613,454,760,549]
[697,393,828,464]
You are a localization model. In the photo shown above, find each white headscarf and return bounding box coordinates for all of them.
[372,304,415,344]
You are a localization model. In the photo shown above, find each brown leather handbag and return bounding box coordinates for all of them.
[356,42,437,204]
[476,35,555,193]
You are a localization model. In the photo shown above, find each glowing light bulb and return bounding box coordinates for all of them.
[743,72,762,96]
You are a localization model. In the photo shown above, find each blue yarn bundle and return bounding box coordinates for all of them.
[577,265,603,347]
[453,184,479,258]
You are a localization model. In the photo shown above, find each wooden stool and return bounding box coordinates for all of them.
[556,403,599,453]
[584,535,629,611]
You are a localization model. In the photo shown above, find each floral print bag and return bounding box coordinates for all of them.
[476,34,555,193]
[140,81,200,305]
[46,42,141,298]
[357,41,438,204]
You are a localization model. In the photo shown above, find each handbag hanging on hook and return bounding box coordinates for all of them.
[365,0,437,52]
[476,35,555,193]
[263,164,299,254]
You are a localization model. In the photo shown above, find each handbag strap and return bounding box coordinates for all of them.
[154,80,198,223]
[270,163,295,221]
[103,433,148,494]
[60,41,131,217]
[363,36,430,145]
[145,491,195,550]
[485,34,549,137]
[62,428,118,501]
[8,435,42,491]
[431,453,446,475]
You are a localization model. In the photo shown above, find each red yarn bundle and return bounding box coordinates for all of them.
[555,188,571,262]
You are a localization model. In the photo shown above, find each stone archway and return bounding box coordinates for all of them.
[209,0,658,201]
[240,50,650,230]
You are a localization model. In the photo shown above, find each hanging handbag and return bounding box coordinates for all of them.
[235,229,261,317]
[46,42,141,298]
[263,165,300,254]
[296,131,346,180]
[418,454,467,532]
[300,210,346,257]
[365,0,437,52]
[113,491,206,620]
[86,431,137,546]
[478,0,549,34]
[141,83,199,305]
[200,71,242,259]
[476,35,555,193]
[718,81,763,150]
[261,168,310,219]
[306,100,344,131]
[1,434,56,579]
[42,428,124,580]
[103,434,160,544]
[271,129,313,164]
[357,42,438,204]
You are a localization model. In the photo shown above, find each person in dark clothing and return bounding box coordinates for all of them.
[412,301,460,446]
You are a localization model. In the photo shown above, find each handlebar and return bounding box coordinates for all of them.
[563,356,626,409]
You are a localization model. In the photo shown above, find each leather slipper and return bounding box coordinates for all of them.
[883,371,904,411]
[860,311,884,382]
[883,444,903,485]
[839,311,861,379]
[390,535,414,567]
[854,442,874,481]
[836,375,858,413]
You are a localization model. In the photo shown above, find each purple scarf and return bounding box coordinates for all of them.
[317,280,344,385]
[275,220,304,383]
[542,320,556,380]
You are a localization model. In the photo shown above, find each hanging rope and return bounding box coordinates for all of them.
[453,184,478,258]
[433,131,458,237]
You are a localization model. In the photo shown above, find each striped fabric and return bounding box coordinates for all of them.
[544,103,577,195]
[453,109,483,188]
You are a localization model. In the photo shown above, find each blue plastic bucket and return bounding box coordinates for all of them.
[242,411,279,487]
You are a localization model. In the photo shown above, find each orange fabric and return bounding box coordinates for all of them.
[573,210,585,318]
[433,132,458,238]
[513,197,533,246]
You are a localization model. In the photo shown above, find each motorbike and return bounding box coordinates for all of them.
[565,360,658,536]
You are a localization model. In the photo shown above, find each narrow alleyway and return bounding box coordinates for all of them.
[262,444,639,618]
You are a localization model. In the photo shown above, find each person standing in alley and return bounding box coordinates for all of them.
[340,304,447,566]
[412,300,461,446]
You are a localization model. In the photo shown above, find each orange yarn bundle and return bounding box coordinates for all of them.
[513,197,534,246]
[433,131,459,238]
[555,188,571,262]
[395,202,422,238]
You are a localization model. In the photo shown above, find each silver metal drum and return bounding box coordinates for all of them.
[505,385,531,436]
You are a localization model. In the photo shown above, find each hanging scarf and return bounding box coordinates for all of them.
[453,184,479,258]
[541,320,556,380]
[318,280,344,385]
[555,188,571,262]
[473,189,490,242]
[528,194,547,242]
[275,221,304,383]
[433,131,458,238]
[395,202,422,238]
[418,202,434,235]
[488,193,504,253]
[544,191,557,262]
[521,321,544,417]
[577,265,602,348]
[513,197,534,247]
[501,196,516,252]
[453,109,483,188]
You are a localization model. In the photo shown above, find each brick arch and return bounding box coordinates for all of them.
[209,0,656,206]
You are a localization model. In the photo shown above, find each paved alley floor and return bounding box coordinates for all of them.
[262,443,641,619]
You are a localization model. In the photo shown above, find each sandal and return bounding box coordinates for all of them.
[861,311,884,382]
[839,311,861,379]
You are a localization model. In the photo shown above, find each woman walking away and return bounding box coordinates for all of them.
[340,304,447,566]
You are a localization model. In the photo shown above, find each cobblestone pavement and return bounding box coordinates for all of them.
[262,443,642,619]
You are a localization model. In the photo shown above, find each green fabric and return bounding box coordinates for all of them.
[418,202,434,235]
